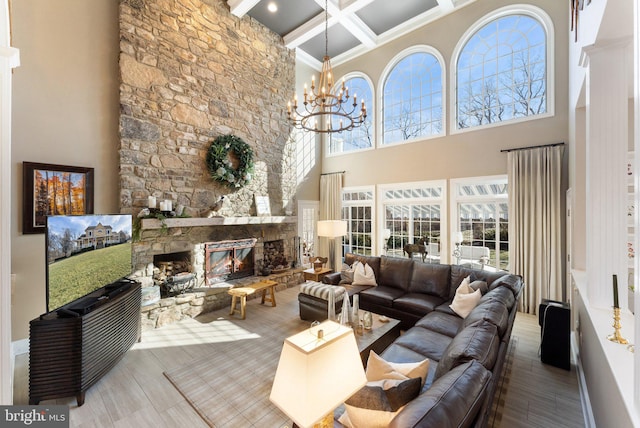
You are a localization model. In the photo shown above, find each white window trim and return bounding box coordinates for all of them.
[342,185,376,255]
[377,180,448,257]
[449,175,508,267]
[449,4,556,135]
[378,45,447,148]
[325,71,375,158]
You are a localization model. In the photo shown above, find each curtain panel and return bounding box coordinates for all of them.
[508,145,564,314]
[319,173,344,270]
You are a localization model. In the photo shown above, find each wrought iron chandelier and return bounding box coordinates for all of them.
[286,0,367,134]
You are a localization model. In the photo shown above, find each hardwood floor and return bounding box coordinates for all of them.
[13,287,585,427]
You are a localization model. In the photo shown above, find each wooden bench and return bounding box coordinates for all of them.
[227,279,278,319]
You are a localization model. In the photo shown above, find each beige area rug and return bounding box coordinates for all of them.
[163,286,311,428]
[163,285,514,428]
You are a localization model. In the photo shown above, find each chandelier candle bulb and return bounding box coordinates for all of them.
[613,274,619,308]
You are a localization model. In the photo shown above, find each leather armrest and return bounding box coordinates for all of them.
[322,272,342,285]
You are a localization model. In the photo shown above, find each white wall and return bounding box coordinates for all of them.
[11,0,120,340]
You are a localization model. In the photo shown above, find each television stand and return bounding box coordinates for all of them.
[29,281,141,406]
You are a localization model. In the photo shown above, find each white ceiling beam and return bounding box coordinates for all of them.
[436,0,455,13]
[337,14,376,48]
[227,0,260,17]
[283,13,329,49]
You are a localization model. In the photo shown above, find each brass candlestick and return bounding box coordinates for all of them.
[607,307,628,344]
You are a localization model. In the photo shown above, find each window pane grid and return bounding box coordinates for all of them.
[383,52,443,144]
[456,14,547,129]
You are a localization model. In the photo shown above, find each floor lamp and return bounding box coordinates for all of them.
[317,220,347,272]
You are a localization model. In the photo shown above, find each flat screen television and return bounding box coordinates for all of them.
[45,214,133,313]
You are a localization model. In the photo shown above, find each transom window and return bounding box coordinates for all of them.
[382,49,444,145]
[329,75,374,155]
[456,13,547,130]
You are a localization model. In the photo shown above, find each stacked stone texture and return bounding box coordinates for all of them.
[118,0,296,218]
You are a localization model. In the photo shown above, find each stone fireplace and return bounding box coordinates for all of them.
[205,238,256,284]
[118,0,303,330]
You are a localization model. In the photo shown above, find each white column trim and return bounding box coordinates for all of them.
[584,41,630,311]
[1,0,20,405]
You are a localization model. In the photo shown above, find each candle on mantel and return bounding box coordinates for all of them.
[613,274,619,309]
[148,196,156,209]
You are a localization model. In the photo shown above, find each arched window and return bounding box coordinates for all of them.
[455,8,551,130]
[328,74,374,155]
[382,47,444,145]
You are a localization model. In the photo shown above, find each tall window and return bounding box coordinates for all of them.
[329,75,374,155]
[452,177,508,271]
[382,48,444,145]
[342,188,374,256]
[295,128,317,185]
[380,181,446,263]
[455,12,548,130]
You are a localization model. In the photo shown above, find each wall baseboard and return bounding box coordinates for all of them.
[572,332,596,428]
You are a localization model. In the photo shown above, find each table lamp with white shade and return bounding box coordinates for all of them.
[270,320,366,428]
[317,220,348,271]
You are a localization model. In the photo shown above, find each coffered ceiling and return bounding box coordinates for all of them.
[227,0,477,70]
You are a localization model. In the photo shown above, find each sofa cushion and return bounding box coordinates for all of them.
[480,286,516,310]
[463,300,509,337]
[392,293,444,317]
[353,261,377,286]
[408,263,451,299]
[489,274,523,296]
[448,265,506,300]
[366,351,430,387]
[435,321,500,379]
[449,277,482,318]
[339,377,422,428]
[386,326,453,362]
[388,360,491,428]
[379,256,414,291]
[345,253,382,281]
[415,311,464,338]
[434,301,456,316]
[360,286,406,308]
[470,280,489,295]
[341,263,355,284]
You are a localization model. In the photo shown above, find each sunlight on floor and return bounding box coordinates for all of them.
[132,317,261,349]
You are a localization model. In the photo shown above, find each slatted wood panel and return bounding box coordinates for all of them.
[29,283,141,406]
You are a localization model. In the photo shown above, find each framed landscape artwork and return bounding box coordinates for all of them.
[23,162,94,234]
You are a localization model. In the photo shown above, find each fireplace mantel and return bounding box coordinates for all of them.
[141,216,297,230]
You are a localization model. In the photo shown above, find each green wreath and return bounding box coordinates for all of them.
[206,135,254,188]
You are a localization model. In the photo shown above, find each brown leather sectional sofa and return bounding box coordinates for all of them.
[304,253,523,428]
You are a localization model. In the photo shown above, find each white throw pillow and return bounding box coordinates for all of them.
[450,276,482,318]
[353,261,377,286]
[366,351,429,387]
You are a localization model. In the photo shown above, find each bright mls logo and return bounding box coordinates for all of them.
[0,406,68,427]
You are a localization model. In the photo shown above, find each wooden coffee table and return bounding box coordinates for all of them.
[354,313,401,365]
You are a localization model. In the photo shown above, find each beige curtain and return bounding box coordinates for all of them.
[319,173,344,270]
[508,145,564,314]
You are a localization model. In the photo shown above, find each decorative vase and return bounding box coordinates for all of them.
[328,288,336,321]
[351,294,360,326]
[339,296,351,327]
[363,311,373,330]
[314,260,323,272]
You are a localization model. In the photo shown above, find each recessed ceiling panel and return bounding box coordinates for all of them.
[356,0,439,35]
[298,23,361,62]
[247,0,322,37]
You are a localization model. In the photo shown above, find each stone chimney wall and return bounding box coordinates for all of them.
[118,0,296,219]
[118,0,299,272]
